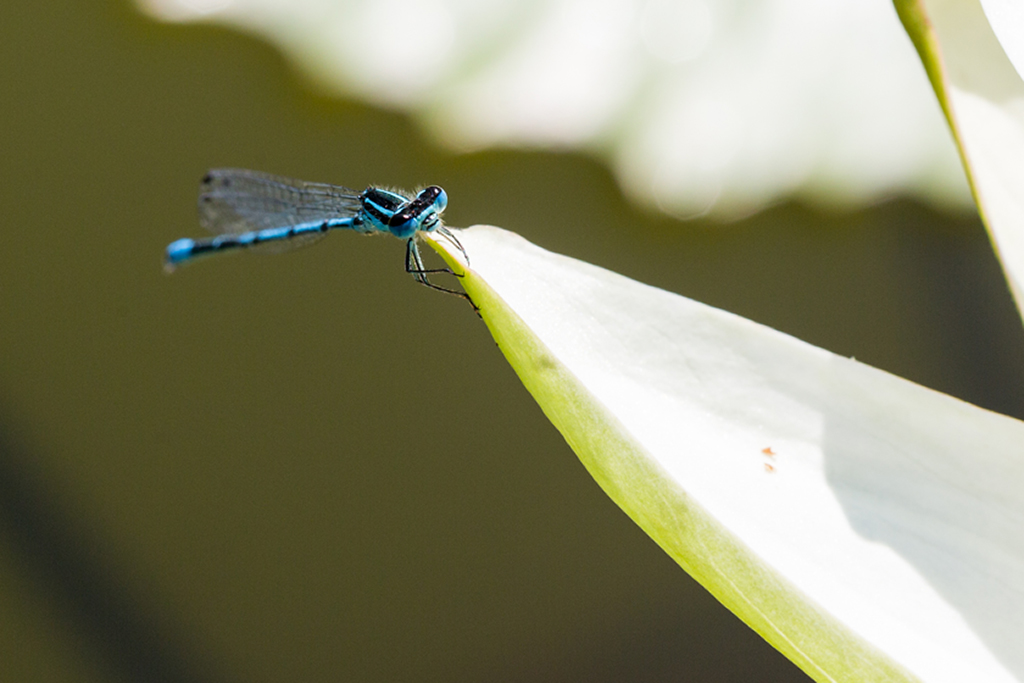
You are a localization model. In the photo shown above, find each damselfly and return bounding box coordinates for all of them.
[165,169,471,303]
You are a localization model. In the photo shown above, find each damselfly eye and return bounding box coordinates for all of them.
[426,186,447,214]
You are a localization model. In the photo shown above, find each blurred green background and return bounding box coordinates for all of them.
[3,1,1024,682]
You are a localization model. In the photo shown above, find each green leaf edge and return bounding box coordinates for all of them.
[425,233,919,683]
[894,0,959,150]
[894,0,988,225]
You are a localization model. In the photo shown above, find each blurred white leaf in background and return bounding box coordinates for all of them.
[136,0,972,218]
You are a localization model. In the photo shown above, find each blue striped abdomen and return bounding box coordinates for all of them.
[165,216,358,267]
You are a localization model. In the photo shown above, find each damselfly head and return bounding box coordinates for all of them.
[423,186,448,214]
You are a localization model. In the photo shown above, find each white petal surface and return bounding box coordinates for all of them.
[979,0,1024,82]
[427,225,1024,683]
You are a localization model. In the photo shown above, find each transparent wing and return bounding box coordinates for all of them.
[198,168,363,235]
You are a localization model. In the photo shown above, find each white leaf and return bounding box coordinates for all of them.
[426,225,1024,683]
[897,0,1024,320]
[979,0,1024,82]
